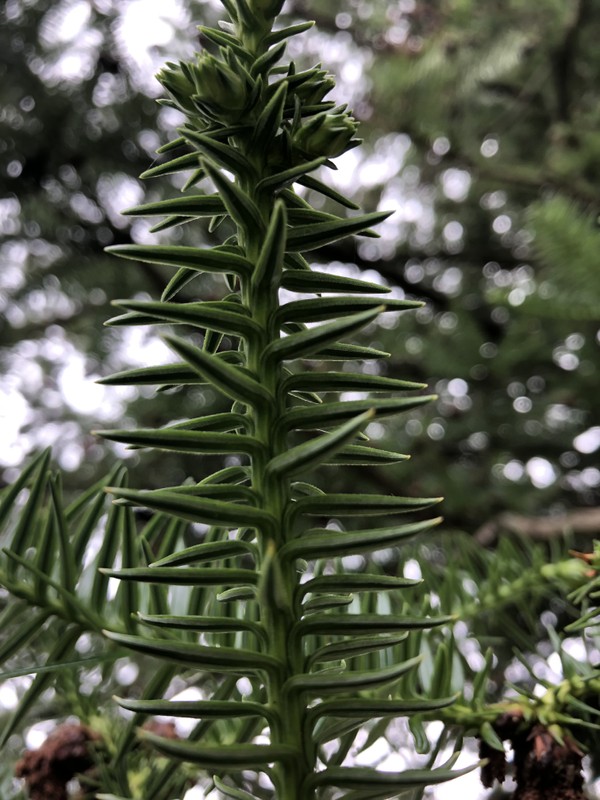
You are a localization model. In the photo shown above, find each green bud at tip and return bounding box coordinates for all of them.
[192,53,249,119]
[156,63,198,115]
[294,111,359,158]
[247,0,285,18]
[160,53,250,124]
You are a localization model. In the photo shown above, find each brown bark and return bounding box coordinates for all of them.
[15,724,100,800]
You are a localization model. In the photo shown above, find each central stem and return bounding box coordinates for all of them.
[240,199,310,799]
[232,13,317,795]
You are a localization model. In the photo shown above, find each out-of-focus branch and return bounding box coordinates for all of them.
[475,507,600,546]
[552,0,591,122]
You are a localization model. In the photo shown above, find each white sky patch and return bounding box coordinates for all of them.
[57,356,109,417]
[503,460,524,481]
[115,0,193,94]
[0,387,31,466]
[359,153,399,189]
[341,56,364,85]
[442,168,471,202]
[40,0,92,44]
[97,173,144,228]
[546,651,564,680]
[431,745,485,800]
[574,426,600,454]
[562,637,587,662]
[447,378,468,397]
[0,682,19,710]
[25,720,56,750]
[0,198,22,238]
[325,148,363,192]
[118,325,179,368]
[403,558,422,581]
[526,457,557,489]
[184,787,206,800]
[353,736,391,767]
[120,0,175,48]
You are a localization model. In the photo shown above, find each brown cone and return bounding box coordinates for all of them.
[15,723,100,800]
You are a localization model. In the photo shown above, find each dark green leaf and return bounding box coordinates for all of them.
[263,306,383,363]
[105,487,275,533]
[90,468,133,613]
[196,25,246,58]
[314,343,390,360]
[252,199,287,289]
[286,211,392,251]
[123,194,226,218]
[165,334,272,407]
[292,494,442,518]
[111,299,261,341]
[2,550,100,629]
[70,467,122,559]
[118,501,139,633]
[282,396,436,431]
[325,445,410,466]
[33,504,55,602]
[296,613,452,638]
[304,760,478,791]
[257,156,326,192]
[280,270,390,295]
[49,477,77,594]
[137,613,266,642]
[213,776,262,800]
[284,656,422,698]
[266,411,373,478]
[140,538,170,618]
[277,296,421,325]
[426,641,452,699]
[202,160,264,233]
[152,539,256,567]
[160,412,250,435]
[103,630,279,674]
[281,519,443,561]
[140,151,201,179]
[309,696,457,721]
[182,129,252,176]
[217,586,256,602]
[148,214,196,233]
[161,267,198,301]
[0,610,51,666]
[5,455,50,575]
[251,41,287,77]
[116,697,272,722]
[105,244,252,278]
[156,136,186,153]
[252,82,288,146]
[140,731,297,767]
[284,372,425,394]
[0,449,50,532]
[299,574,420,598]
[98,363,204,387]
[97,428,259,456]
[480,721,504,752]
[296,174,360,209]
[265,21,315,46]
[309,634,409,666]
[303,594,353,611]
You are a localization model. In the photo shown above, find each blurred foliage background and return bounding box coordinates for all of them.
[1,0,599,797]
